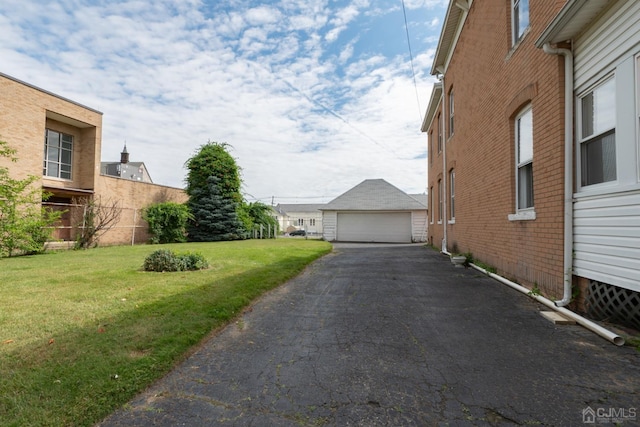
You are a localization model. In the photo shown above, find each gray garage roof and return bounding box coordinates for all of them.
[322,179,427,211]
[274,204,325,215]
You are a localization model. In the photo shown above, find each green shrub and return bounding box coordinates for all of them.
[181,252,209,270]
[143,202,191,244]
[143,249,209,272]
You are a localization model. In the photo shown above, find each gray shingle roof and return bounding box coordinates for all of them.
[275,204,325,214]
[322,179,427,211]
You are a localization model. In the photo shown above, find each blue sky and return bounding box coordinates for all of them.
[0,0,447,203]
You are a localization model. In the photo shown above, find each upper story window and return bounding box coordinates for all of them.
[579,77,616,187]
[430,186,434,223]
[309,218,316,226]
[512,0,529,45]
[429,130,433,164]
[43,129,73,180]
[449,169,455,220]
[449,89,455,137]
[437,113,443,153]
[516,107,533,210]
[297,218,304,226]
[437,179,443,223]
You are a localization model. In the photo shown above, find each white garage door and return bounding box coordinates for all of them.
[336,212,412,243]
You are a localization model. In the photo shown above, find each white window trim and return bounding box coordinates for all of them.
[577,75,618,190]
[449,169,455,221]
[511,0,529,46]
[508,210,536,221]
[449,89,454,138]
[43,129,73,181]
[510,106,536,220]
[429,187,434,224]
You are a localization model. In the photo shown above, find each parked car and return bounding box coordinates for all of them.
[289,229,306,236]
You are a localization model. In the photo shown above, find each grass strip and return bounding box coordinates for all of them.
[0,239,331,426]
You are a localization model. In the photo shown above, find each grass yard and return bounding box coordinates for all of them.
[0,239,332,426]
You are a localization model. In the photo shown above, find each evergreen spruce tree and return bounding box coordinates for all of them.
[187,175,244,241]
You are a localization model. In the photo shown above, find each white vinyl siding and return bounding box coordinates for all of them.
[412,211,428,242]
[322,211,337,241]
[573,191,640,293]
[572,0,640,292]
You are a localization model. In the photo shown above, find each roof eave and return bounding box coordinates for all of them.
[535,0,611,48]
[430,0,470,75]
[421,83,443,133]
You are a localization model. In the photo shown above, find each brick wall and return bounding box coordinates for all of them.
[0,73,102,188]
[427,1,568,297]
[94,176,187,245]
[1,73,187,248]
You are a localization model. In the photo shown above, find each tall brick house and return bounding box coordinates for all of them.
[422,0,640,329]
[0,72,186,246]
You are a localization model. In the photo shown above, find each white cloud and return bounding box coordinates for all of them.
[0,0,447,202]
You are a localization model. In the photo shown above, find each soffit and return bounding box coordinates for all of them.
[431,0,470,75]
[46,111,94,129]
[421,83,443,133]
[535,0,611,47]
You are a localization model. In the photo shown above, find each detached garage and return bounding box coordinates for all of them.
[322,179,428,243]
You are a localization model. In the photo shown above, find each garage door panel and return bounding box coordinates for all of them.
[337,212,411,243]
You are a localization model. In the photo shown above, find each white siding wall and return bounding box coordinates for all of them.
[322,211,337,242]
[573,0,640,292]
[574,191,640,293]
[411,211,428,242]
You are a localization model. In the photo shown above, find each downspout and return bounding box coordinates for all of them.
[440,73,448,254]
[542,43,573,307]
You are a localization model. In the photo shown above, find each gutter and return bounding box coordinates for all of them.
[470,263,624,346]
[542,43,574,307]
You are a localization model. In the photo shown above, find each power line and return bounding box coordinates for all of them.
[401,0,422,123]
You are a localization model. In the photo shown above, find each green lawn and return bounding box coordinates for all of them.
[0,239,332,426]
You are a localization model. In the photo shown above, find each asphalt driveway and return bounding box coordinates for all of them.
[99,243,639,426]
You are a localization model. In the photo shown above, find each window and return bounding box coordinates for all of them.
[449,89,454,137]
[437,113,442,153]
[437,179,443,222]
[430,186,434,223]
[297,218,304,226]
[512,0,529,44]
[309,218,316,226]
[43,129,73,179]
[516,107,533,209]
[580,77,616,186]
[449,169,455,220]
[429,131,433,164]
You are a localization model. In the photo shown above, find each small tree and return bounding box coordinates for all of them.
[0,141,61,257]
[72,196,122,249]
[187,176,244,242]
[244,201,278,238]
[143,202,191,244]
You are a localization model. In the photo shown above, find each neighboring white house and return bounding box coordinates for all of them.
[273,204,324,235]
[321,179,428,243]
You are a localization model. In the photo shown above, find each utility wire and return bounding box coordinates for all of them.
[401,0,423,123]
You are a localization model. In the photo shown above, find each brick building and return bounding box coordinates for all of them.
[0,72,186,247]
[423,0,640,329]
